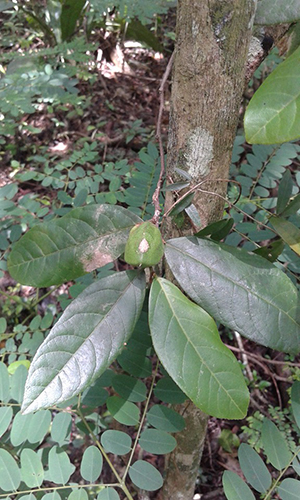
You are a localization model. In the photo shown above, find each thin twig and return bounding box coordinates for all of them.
[152,51,175,225]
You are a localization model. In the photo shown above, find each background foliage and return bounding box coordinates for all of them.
[1,1,300,499]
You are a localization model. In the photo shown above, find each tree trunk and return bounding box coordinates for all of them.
[160,1,257,498]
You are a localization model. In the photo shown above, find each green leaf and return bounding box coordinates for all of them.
[10,364,28,403]
[42,492,61,500]
[146,405,185,432]
[21,271,145,413]
[261,418,292,470]
[45,446,75,485]
[60,0,86,41]
[100,430,132,455]
[27,410,51,443]
[165,237,300,353]
[222,471,255,500]
[117,349,152,378]
[0,317,7,334]
[270,216,300,256]
[0,362,10,402]
[0,1,15,12]
[244,46,300,144]
[20,449,44,488]
[238,443,271,493]
[125,19,163,52]
[80,446,103,482]
[124,221,164,267]
[0,406,13,438]
[51,412,72,445]
[195,218,234,241]
[255,0,300,25]
[112,374,147,402]
[149,278,249,419]
[278,478,300,499]
[0,449,21,491]
[291,381,300,430]
[153,377,187,404]
[8,204,141,286]
[97,488,120,500]
[68,490,88,500]
[253,239,285,262]
[277,170,293,214]
[106,396,140,426]
[129,460,163,491]
[139,429,177,454]
[281,194,300,217]
[81,384,108,408]
[8,360,30,375]
[10,412,31,446]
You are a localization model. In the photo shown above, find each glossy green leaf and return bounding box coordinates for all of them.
[80,446,103,482]
[106,396,140,426]
[0,449,21,491]
[51,412,72,445]
[129,460,163,491]
[8,204,141,286]
[165,237,300,353]
[146,405,185,432]
[270,217,300,256]
[261,418,292,470]
[253,239,285,262]
[196,218,234,241]
[45,446,75,485]
[21,271,146,413]
[278,478,300,499]
[255,0,300,25]
[20,449,44,487]
[277,170,293,214]
[244,46,300,144]
[60,0,86,41]
[0,406,13,438]
[97,488,120,500]
[149,278,249,419]
[112,374,147,402]
[0,362,10,402]
[68,490,88,500]
[281,193,300,217]
[222,471,255,500]
[291,381,300,430]
[153,377,187,404]
[139,429,177,454]
[238,443,271,493]
[124,221,164,267]
[101,430,132,455]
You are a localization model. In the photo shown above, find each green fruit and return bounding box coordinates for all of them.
[124,221,164,267]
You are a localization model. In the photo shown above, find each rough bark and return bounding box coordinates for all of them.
[160,1,257,499]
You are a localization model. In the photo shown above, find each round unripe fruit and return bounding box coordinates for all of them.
[124,221,164,267]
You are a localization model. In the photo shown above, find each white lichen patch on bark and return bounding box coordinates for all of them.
[192,20,200,37]
[185,127,214,179]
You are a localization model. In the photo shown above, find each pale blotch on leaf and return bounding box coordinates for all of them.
[82,250,113,272]
[138,238,150,254]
